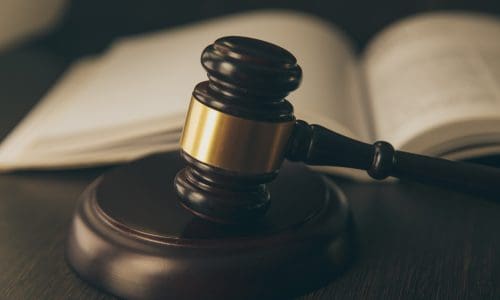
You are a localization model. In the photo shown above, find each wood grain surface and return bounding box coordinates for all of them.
[1,160,498,299]
[1,2,500,298]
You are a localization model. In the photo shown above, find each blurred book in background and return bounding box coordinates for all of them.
[0,0,68,51]
[1,10,500,178]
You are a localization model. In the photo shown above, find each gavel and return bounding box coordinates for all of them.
[174,36,500,224]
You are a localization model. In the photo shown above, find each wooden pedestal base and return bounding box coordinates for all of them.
[66,152,355,300]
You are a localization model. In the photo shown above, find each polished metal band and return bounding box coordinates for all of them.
[180,97,295,174]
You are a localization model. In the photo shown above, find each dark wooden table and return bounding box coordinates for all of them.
[1,3,500,299]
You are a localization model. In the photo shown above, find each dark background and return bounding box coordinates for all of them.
[4,0,500,139]
[39,0,500,57]
[1,0,500,299]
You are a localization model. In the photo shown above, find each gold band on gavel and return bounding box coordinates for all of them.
[180,97,295,174]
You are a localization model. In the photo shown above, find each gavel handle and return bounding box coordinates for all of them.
[287,121,500,196]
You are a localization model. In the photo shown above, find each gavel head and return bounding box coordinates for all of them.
[174,36,302,224]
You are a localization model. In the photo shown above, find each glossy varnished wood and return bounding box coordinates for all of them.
[288,121,500,197]
[66,152,354,299]
[175,36,302,223]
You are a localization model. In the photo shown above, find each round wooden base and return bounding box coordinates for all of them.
[66,152,355,300]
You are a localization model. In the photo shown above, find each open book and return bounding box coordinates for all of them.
[1,10,500,176]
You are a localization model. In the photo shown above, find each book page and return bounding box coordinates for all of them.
[0,10,370,170]
[363,12,500,155]
[0,57,100,164]
[40,10,367,141]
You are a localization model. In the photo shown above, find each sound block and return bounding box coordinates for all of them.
[66,152,355,300]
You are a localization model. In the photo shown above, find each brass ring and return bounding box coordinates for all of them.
[180,97,295,174]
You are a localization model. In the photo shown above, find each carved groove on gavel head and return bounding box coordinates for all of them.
[174,36,302,224]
